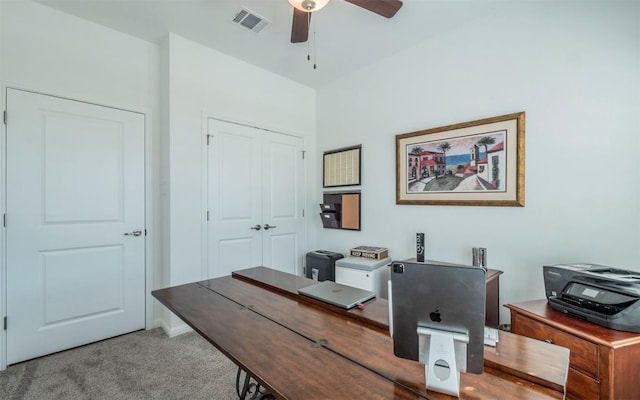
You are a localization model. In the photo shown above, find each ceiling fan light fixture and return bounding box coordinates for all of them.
[288,0,330,12]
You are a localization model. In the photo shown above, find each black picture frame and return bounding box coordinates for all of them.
[323,145,361,188]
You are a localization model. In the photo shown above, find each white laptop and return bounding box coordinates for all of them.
[297,280,376,309]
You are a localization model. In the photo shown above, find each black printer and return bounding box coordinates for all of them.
[544,263,640,333]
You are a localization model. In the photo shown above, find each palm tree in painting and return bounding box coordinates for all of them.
[410,146,423,155]
[436,142,451,177]
[477,136,496,158]
[437,141,451,163]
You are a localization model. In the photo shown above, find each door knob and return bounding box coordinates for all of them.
[264,224,277,230]
[250,224,262,231]
[124,230,142,237]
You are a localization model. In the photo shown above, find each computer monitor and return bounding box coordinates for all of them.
[389,260,486,397]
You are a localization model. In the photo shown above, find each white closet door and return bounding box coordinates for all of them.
[207,119,263,278]
[261,132,304,274]
[207,119,305,278]
[6,88,145,364]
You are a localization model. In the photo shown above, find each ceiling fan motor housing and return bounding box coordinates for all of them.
[289,0,330,12]
[302,0,317,11]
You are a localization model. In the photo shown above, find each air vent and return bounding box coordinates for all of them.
[232,7,270,33]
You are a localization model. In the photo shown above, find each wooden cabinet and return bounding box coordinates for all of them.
[484,269,502,328]
[506,300,640,400]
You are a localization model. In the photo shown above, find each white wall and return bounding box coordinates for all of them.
[0,2,160,110]
[316,0,640,323]
[162,34,317,330]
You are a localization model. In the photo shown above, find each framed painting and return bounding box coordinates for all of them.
[323,145,361,188]
[396,112,525,206]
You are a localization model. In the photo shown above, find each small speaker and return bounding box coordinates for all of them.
[416,233,425,262]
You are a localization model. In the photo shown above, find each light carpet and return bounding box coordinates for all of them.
[0,328,239,400]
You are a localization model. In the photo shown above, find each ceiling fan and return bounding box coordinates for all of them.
[288,0,403,43]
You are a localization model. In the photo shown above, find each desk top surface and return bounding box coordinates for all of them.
[152,267,568,400]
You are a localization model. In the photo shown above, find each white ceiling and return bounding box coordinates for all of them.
[35,0,512,88]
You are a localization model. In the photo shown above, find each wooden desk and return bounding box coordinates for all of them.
[152,267,568,400]
[507,300,640,400]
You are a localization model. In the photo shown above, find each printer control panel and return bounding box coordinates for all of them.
[562,282,636,315]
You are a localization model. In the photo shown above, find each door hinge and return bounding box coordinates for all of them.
[206,210,210,221]
[3,316,7,330]
[3,213,6,228]
[145,229,147,236]
[301,150,306,160]
[206,134,214,146]
[302,209,305,217]
[3,110,6,125]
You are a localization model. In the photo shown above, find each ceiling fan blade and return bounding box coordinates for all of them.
[344,0,403,18]
[291,8,311,43]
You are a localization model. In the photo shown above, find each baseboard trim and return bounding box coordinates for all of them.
[169,324,193,337]
[154,318,192,337]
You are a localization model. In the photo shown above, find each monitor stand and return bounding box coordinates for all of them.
[417,327,469,397]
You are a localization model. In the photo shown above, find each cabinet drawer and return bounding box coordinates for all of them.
[566,367,600,400]
[336,267,373,291]
[512,314,599,378]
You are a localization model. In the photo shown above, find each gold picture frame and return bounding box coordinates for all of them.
[396,112,525,206]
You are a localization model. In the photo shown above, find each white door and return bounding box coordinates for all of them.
[207,120,263,277]
[5,88,145,364]
[261,133,305,271]
[207,119,304,278]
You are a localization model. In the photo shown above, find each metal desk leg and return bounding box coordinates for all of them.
[235,367,273,400]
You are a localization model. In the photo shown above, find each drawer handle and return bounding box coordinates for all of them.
[544,339,553,344]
